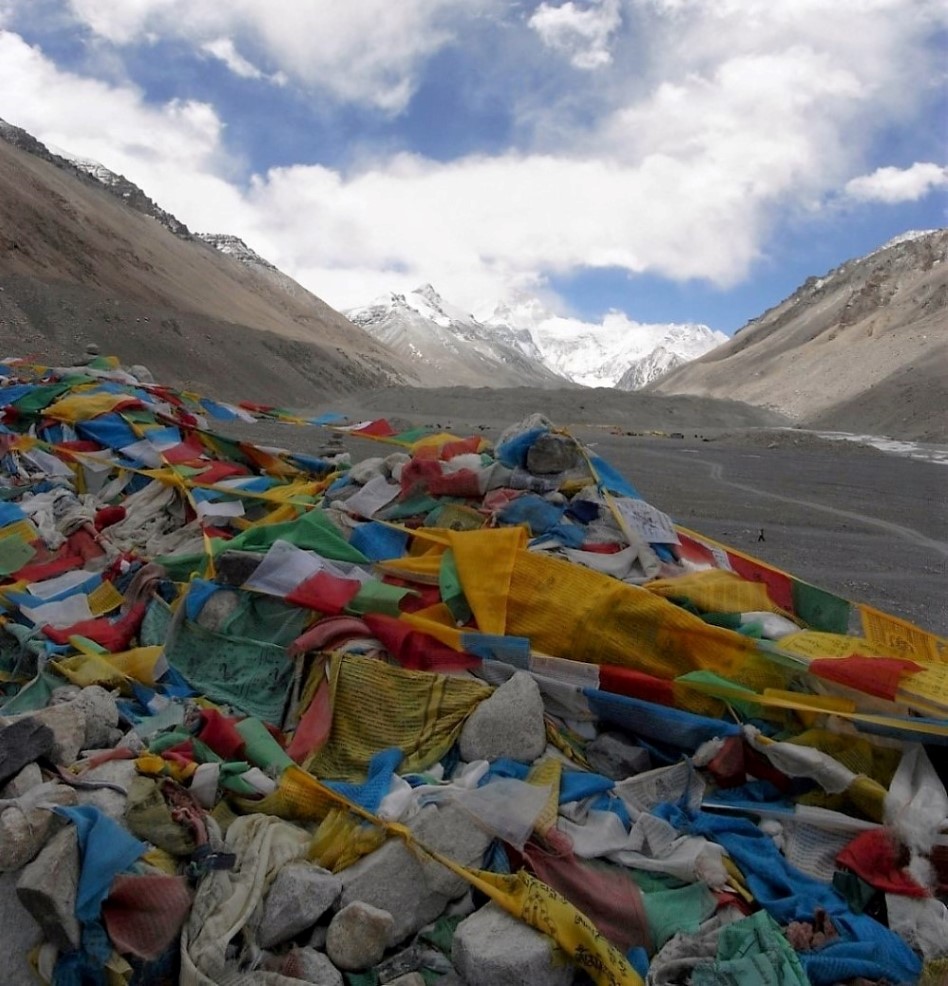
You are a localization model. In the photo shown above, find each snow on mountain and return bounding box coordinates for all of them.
[345,285,568,389]
[196,233,277,270]
[11,131,194,238]
[481,298,727,389]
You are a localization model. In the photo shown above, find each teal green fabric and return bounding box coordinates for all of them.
[439,549,471,624]
[643,881,717,949]
[690,910,809,986]
[345,580,417,618]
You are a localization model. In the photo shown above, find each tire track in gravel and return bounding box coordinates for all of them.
[631,446,948,559]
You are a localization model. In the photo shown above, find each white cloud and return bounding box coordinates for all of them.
[1,0,946,316]
[528,0,621,69]
[201,38,263,81]
[58,0,485,112]
[845,162,948,203]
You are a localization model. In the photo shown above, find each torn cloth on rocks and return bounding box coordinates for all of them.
[180,814,309,986]
[305,653,492,780]
[657,804,922,985]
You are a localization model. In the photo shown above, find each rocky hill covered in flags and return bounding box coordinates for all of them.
[0,354,945,985]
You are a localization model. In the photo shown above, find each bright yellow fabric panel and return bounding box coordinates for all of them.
[45,392,135,422]
[505,550,755,679]
[647,568,785,615]
[308,808,386,872]
[779,631,895,660]
[376,552,445,584]
[410,431,465,450]
[859,604,948,663]
[304,653,491,780]
[527,757,562,837]
[401,603,465,650]
[52,646,164,690]
[87,580,125,616]
[447,527,527,635]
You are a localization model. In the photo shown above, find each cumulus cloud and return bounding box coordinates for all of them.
[528,0,621,69]
[845,162,948,203]
[201,38,266,81]
[0,0,945,314]
[59,0,484,112]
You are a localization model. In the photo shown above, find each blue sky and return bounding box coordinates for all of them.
[0,0,945,334]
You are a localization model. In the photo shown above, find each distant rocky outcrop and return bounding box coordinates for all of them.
[0,117,192,239]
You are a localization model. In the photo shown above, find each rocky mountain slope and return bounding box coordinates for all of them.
[649,230,948,442]
[0,125,419,404]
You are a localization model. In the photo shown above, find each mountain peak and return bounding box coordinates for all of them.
[348,282,725,390]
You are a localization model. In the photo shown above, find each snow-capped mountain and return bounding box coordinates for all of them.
[481,297,727,389]
[345,286,569,389]
[348,284,726,391]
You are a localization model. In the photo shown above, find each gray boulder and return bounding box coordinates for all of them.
[75,759,139,821]
[0,761,44,800]
[526,432,581,474]
[326,901,394,971]
[257,861,342,948]
[17,826,81,950]
[452,902,572,986]
[72,686,120,749]
[459,671,546,763]
[279,947,343,985]
[338,802,492,944]
[0,870,44,984]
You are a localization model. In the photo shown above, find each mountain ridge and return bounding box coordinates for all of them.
[649,229,948,442]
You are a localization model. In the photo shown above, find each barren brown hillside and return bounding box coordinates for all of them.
[0,137,418,404]
[649,231,948,442]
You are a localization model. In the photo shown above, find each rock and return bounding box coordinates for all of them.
[349,457,386,484]
[71,686,120,749]
[459,671,546,763]
[18,702,87,765]
[526,433,580,474]
[216,550,265,586]
[196,588,241,632]
[452,903,572,986]
[1,761,44,799]
[585,730,651,781]
[279,947,343,985]
[339,803,492,943]
[326,901,394,971]
[257,861,342,948]
[74,759,139,821]
[386,975,427,986]
[0,718,56,786]
[0,783,78,871]
[0,870,44,984]
[16,826,81,950]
